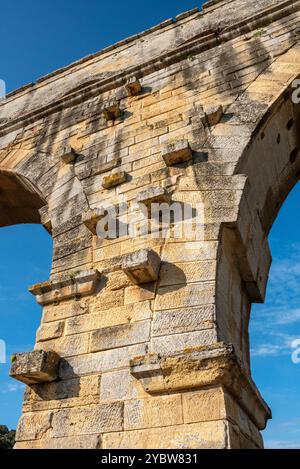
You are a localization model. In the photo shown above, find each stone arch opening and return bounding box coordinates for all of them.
[0,170,52,432]
[215,72,300,445]
[0,170,46,227]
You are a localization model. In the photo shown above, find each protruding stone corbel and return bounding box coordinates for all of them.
[201,104,223,127]
[82,208,107,235]
[137,187,171,217]
[125,77,142,96]
[161,139,193,166]
[29,270,101,305]
[103,99,122,121]
[39,205,52,235]
[102,170,127,189]
[130,343,271,431]
[59,145,77,164]
[10,350,60,385]
[122,248,161,284]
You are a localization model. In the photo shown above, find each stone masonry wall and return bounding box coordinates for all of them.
[1,0,300,449]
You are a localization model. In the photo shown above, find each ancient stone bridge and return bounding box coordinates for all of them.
[1,0,300,449]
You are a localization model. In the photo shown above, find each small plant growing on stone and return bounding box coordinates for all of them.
[253,28,266,38]
[10,354,16,364]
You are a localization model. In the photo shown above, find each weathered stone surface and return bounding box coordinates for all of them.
[124,395,183,430]
[100,369,146,402]
[102,170,127,189]
[51,403,124,437]
[82,208,106,235]
[103,99,122,121]
[59,145,77,164]
[103,421,228,449]
[36,321,64,342]
[10,351,60,385]
[14,435,102,449]
[16,411,53,442]
[161,139,192,166]
[136,186,171,210]
[125,77,142,96]
[1,0,297,449]
[122,248,161,284]
[201,104,223,127]
[29,270,101,305]
[90,320,151,353]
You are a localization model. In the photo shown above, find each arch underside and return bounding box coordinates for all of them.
[0,170,45,227]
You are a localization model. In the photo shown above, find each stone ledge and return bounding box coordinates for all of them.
[58,145,77,164]
[0,1,298,138]
[125,77,142,96]
[103,99,122,121]
[201,104,223,127]
[82,208,107,235]
[130,342,271,431]
[102,171,127,189]
[161,139,193,166]
[137,187,171,215]
[29,270,101,305]
[10,350,60,385]
[122,248,161,284]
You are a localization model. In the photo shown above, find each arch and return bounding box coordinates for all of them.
[0,169,46,227]
[214,48,300,439]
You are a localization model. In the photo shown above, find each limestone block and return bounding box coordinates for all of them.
[51,403,124,437]
[10,350,60,385]
[152,305,215,337]
[100,369,145,401]
[151,329,217,355]
[201,104,223,127]
[36,321,64,342]
[82,208,107,235]
[29,270,101,305]
[15,435,102,449]
[59,344,148,379]
[102,170,127,189]
[59,145,77,164]
[182,388,226,423]
[66,302,152,335]
[103,99,122,121]
[124,283,156,304]
[122,248,161,284]
[155,282,216,310]
[126,77,142,96]
[103,421,228,449]
[36,333,89,358]
[124,395,183,430]
[16,411,53,442]
[90,320,151,353]
[161,139,192,166]
[39,205,52,234]
[136,186,171,213]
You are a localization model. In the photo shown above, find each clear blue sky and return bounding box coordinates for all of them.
[0,0,300,449]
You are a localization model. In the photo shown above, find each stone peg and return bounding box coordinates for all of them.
[161,139,193,166]
[59,145,77,164]
[10,350,60,385]
[82,208,107,235]
[125,76,142,96]
[102,170,127,189]
[122,248,161,284]
[39,205,52,234]
[103,99,122,121]
[201,104,223,127]
[137,186,171,217]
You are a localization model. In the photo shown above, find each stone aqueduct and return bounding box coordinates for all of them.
[1,0,300,449]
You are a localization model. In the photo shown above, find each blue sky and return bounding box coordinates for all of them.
[0,0,299,449]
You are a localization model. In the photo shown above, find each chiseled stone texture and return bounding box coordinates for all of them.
[1,0,300,449]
